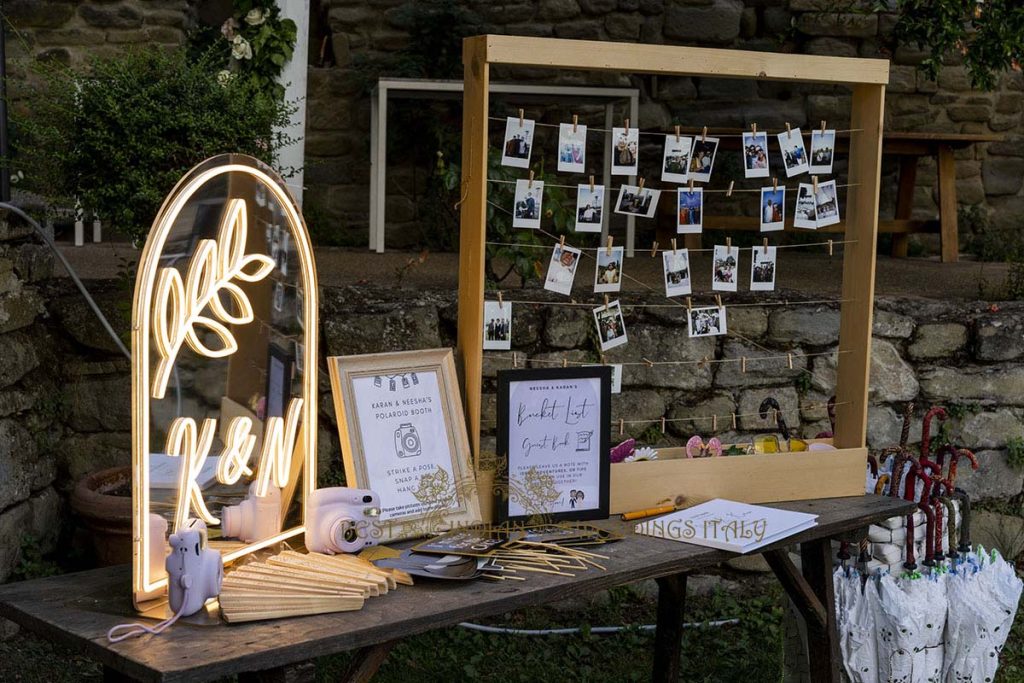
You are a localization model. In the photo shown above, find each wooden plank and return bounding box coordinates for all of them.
[763,550,826,631]
[890,156,919,258]
[609,447,867,514]
[482,35,889,85]
[0,495,915,683]
[801,539,841,683]
[456,35,490,468]
[652,574,687,683]
[834,83,885,451]
[938,144,960,263]
[339,642,396,683]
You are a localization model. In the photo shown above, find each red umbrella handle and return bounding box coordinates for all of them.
[900,401,915,451]
[902,462,922,570]
[921,406,948,460]
[867,454,879,478]
[948,448,979,487]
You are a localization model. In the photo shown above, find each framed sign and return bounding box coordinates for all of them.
[328,349,481,541]
[496,366,611,524]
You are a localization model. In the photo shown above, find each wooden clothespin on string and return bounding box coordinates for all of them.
[786,122,792,139]
[572,114,578,133]
[519,109,525,127]
[751,122,757,136]
[686,296,692,311]
[715,294,723,309]
[688,178,695,194]
[726,180,734,197]
[828,239,834,257]
[589,175,595,192]
[726,237,732,249]
[497,291,504,309]
[672,238,678,255]
[773,176,778,192]
[651,241,659,258]
[674,125,681,142]
[603,293,610,309]
[560,234,566,249]
[528,170,534,189]
[763,237,769,255]
[606,235,614,255]
[624,117,630,130]
[820,119,827,134]
[812,175,819,194]
[638,177,645,191]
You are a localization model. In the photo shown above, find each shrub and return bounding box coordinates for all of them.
[13,47,295,244]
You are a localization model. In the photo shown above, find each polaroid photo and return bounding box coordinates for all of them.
[760,186,785,232]
[662,249,691,298]
[273,281,285,312]
[814,179,841,228]
[544,244,582,296]
[809,129,836,175]
[558,123,587,174]
[777,128,809,177]
[614,184,661,219]
[584,363,622,393]
[501,116,535,169]
[512,178,543,230]
[575,184,605,233]
[483,300,513,351]
[661,135,692,183]
[594,245,624,293]
[294,341,304,374]
[611,127,639,176]
[276,232,290,275]
[742,131,771,179]
[688,137,719,183]
[295,285,304,329]
[688,305,727,338]
[750,246,778,292]
[593,300,628,351]
[676,187,703,234]
[711,243,740,292]
[793,183,818,229]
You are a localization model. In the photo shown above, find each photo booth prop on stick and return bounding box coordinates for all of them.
[131,154,319,608]
[456,36,888,516]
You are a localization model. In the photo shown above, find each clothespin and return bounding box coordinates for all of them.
[600,352,607,365]
[498,290,504,309]
[712,414,718,432]
[651,241,659,258]
[604,294,610,308]
[560,234,566,249]
[528,170,534,188]
[572,114,578,133]
[773,176,778,192]
[519,109,525,127]
[726,237,732,249]
[688,178,695,194]
[741,356,747,373]
[638,177,645,191]
[672,238,678,255]
[643,358,654,368]
[675,125,681,142]
[812,175,819,194]
[820,119,827,134]
[732,413,738,430]
[701,126,707,142]
[512,351,518,368]
[661,416,666,434]
[786,122,792,139]
[763,237,769,255]
[828,239,834,257]
[606,235,614,255]
[563,358,568,368]
[589,175,595,192]
[624,118,630,130]
[619,419,625,436]
[715,294,722,309]
[726,180,734,197]
[751,122,757,136]
[686,296,692,311]
[787,353,794,370]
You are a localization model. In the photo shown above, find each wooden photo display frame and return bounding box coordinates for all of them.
[328,349,482,541]
[455,37,887,513]
[495,366,611,524]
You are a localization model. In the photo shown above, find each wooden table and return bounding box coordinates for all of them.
[0,495,913,683]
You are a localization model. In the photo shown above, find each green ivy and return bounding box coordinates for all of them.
[13,47,295,244]
[216,0,298,101]
[1007,436,1024,470]
[878,1,1024,91]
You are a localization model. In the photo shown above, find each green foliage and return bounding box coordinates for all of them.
[10,535,60,582]
[1007,436,1024,470]
[14,47,295,243]
[963,206,1024,263]
[880,0,1024,91]
[794,373,813,396]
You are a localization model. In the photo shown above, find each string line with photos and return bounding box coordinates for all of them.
[483,347,850,368]
[487,114,862,138]
[487,176,859,195]
[484,238,854,256]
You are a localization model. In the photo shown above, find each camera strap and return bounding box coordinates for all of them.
[106,587,192,643]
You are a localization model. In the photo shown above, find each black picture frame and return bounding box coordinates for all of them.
[495,366,612,524]
[265,343,294,419]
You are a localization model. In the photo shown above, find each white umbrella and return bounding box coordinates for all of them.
[835,569,882,683]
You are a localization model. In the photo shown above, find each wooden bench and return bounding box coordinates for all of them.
[0,495,913,683]
[663,130,1001,263]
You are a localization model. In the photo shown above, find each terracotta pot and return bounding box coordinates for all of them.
[71,465,133,567]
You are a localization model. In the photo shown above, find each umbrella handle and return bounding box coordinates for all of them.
[938,496,958,560]
[827,395,836,434]
[949,448,979,487]
[954,487,972,553]
[873,473,890,496]
[921,405,948,460]
[757,397,790,442]
[899,400,915,450]
[918,501,936,567]
[866,454,879,478]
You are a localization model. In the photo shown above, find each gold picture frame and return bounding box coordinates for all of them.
[328,349,482,541]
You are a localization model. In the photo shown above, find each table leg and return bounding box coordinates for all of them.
[338,641,396,683]
[652,573,687,683]
[800,540,840,683]
[238,662,315,683]
[891,155,918,258]
[937,144,960,263]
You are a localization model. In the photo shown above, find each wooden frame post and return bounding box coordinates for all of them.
[456,34,887,481]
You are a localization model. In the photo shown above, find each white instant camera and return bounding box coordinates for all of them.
[166,519,223,617]
[221,482,282,543]
[306,487,382,555]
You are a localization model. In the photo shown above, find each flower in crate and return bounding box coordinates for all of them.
[244,8,267,26]
[610,438,636,464]
[231,35,253,61]
[624,447,658,462]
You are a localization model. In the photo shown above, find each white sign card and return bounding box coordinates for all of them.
[496,367,611,523]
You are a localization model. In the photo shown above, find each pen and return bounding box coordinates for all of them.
[621,504,677,521]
